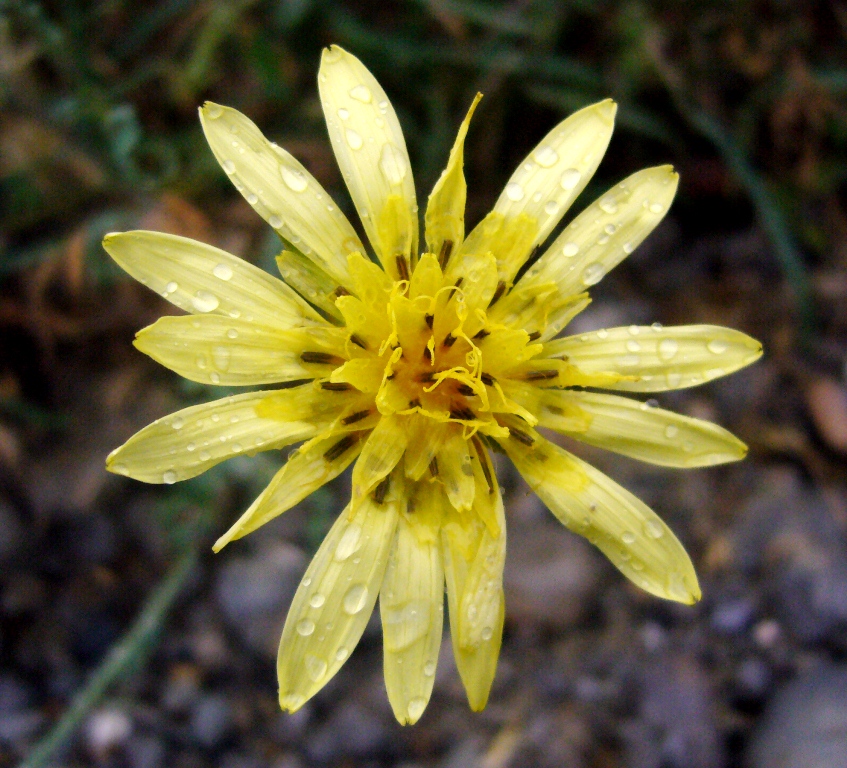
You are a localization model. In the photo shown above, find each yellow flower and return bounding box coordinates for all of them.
[104,45,762,724]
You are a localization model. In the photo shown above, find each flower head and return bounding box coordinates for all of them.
[105,45,762,724]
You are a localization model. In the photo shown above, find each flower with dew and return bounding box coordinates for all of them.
[105,45,762,724]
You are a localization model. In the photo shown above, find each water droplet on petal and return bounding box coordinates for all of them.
[533,145,559,167]
[212,346,231,371]
[562,242,579,257]
[296,618,315,636]
[543,200,559,215]
[305,654,328,682]
[657,338,679,360]
[349,84,372,103]
[345,129,363,150]
[378,100,388,113]
[112,462,129,476]
[165,281,178,293]
[622,531,636,544]
[626,340,641,352]
[597,329,609,339]
[424,661,436,677]
[163,470,178,484]
[281,166,308,192]
[379,143,408,185]
[226,328,238,339]
[210,372,221,384]
[309,594,326,608]
[335,647,349,661]
[604,223,616,234]
[222,160,236,174]
[581,262,605,286]
[481,626,493,641]
[598,198,618,214]
[172,418,184,430]
[664,425,679,439]
[649,202,664,213]
[407,697,427,722]
[186,442,196,452]
[560,168,581,189]
[199,450,211,461]
[666,372,682,388]
[623,242,635,254]
[246,192,259,205]
[707,339,728,354]
[337,107,350,120]
[213,263,233,281]
[645,520,665,539]
[335,524,362,561]
[342,584,368,615]
[505,182,525,201]
[192,291,219,312]
[206,103,223,119]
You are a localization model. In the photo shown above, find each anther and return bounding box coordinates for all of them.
[333,286,350,297]
[509,427,535,446]
[320,381,352,391]
[423,346,432,363]
[488,280,506,307]
[472,436,494,494]
[527,331,541,341]
[424,314,434,329]
[473,328,490,340]
[450,404,476,421]
[438,240,453,270]
[429,456,439,477]
[443,333,457,348]
[408,398,421,409]
[395,254,410,282]
[373,476,390,504]
[456,384,475,396]
[324,434,357,461]
[481,373,495,386]
[524,370,558,382]
[418,371,435,383]
[341,409,371,425]
[301,351,345,365]
[350,334,367,349]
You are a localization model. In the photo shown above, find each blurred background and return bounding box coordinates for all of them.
[2,1,847,766]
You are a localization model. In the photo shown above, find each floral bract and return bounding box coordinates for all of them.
[105,45,762,724]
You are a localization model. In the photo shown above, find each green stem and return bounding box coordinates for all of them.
[19,547,198,768]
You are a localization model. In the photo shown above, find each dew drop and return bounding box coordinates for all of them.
[199,450,211,461]
[163,470,178,484]
[335,524,362,561]
[649,202,664,213]
[666,372,682,388]
[212,346,231,371]
[335,647,349,661]
[349,84,372,103]
[651,322,663,331]
[597,329,609,339]
[165,281,178,294]
[205,103,223,119]
[378,99,388,112]
[213,263,233,281]
[581,262,605,286]
[378,143,408,185]
[192,291,219,312]
[342,584,368,615]
[296,618,315,636]
[657,338,679,361]
[407,697,427,722]
[645,520,665,539]
[604,223,616,235]
[562,242,579,257]
[560,168,581,189]
[623,242,635,254]
[112,462,129,476]
[281,166,308,192]
[544,200,559,215]
[210,372,221,384]
[246,192,259,205]
[226,328,238,339]
[302,577,312,587]
[626,340,641,353]
[222,160,236,174]
[481,626,493,641]
[231,443,243,453]
[622,530,636,544]
[424,661,436,677]
[172,418,184,430]
[309,594,326,608]
[268,214,283,229]
[707,339,728,354]
[186,442,196,452]
[345,129,363,150]
[505,181,525,201]
[305,654,328,682]
[337,107,350,120]
[664,425,679,439]
[533,145,559,167]
[598,198,618,214]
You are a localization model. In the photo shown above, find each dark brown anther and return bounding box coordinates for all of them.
[408,398,421,409]
[320,381,352,391]
[424,313,434,329]
[324,434,357,461]
[471,436,494,494]
[333,285,350,298]
[451,277,464,293]
[545,403,564,415]
[456,384,475,396]
[418,371,435,383]
[480,373,495,386]
[443,333,457,348]
[527,331,541,341]
[301,351,345,365]
[438,239,454,270]
[373,476,390,504]
[395,254,410,282]
[429,456,439,477]
[341,409,371,425]
[473,328,490,340]
[450,404,476,421]
[350,334,368,349]
[509,427,535,446]
[423,346,432,363]
[524,370,558,382]
[488,280,507,308]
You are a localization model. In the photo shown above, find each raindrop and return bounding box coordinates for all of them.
[345,129,364,150]
[222,160,236,174]
[186,443,196,452]
[597,329,609,339]
[213,263,233,281]
[245,193,258,205]
[424,661,436,677]
[335,647,349,661]
[296,619,315,636]
[666,372,682,388]
[645,520,665,539]
[165,281,178,293]
[379,143,408,185]
[335,524,362,561]
[626,340,641,352]
[505,182,525,201]
[172,418,184,430]
[309,594,326,608]
[649,202,664,214]
[163,470,178,484]
[533,145,559,167]
[562,242,579,257]
[581,262,605,286]
[269,214,283,228]
[342,584,368,615]
[349,84,372,103]
[210,372,221,384]
[112,463,129,476]
[544,201,558,215]
[205,103,223,119]
[623,242,635,254]
[231,443,243,453]
[560,168,581,189]
[407,697,427,722]
[305,654,328,682]
[664,425,679,439]
[481,626,493,641]
[657,339,679,361]
[192,291,219,312]
[226,328,238,339]
[337,107,350,120]
[651,322,663,331]
[212,346,231,371]
[622,531,636,544]
[199,451,211,461]
[378,100,388,112]
[707,339,728,354]
[598,198,618,215]
[604,223,616,235]
[281,166,308,192]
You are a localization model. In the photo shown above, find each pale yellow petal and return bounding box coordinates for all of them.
[199,103,362,286]
[134,316,349,386]
[424,94,482,259]
[275,250,345,323]
[517,165,678,297]
[458,99,616,283]
[351,415,409,502]
[103,231,325,328]
[278,494,399,712]
[213,427,368,551]
[543,325,763,391]
[380,489,444,725]
[503,430,700,604]
[106,390,316,483]
[441,499,505,711]
[318,46,418,274]
[538,390,748,467]
[436,427,475,513]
